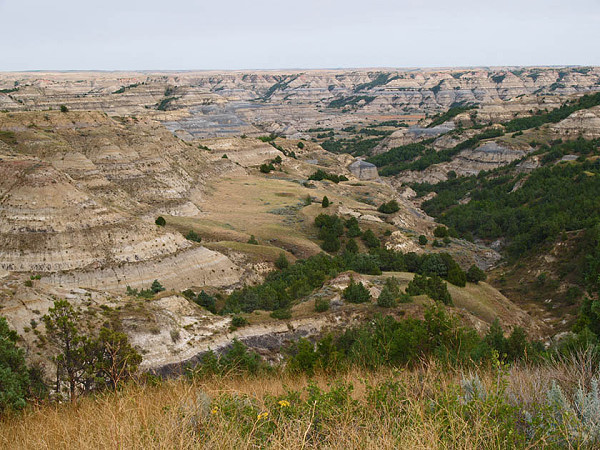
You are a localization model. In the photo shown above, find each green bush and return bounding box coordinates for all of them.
[297,141,305,149]
[270,308,292,320]
[60,105,68,113]
[362,229,380,249]
[377,200,400,214]
[407,274,452,305]
[433,226,448,238]
[466,265,487,283]
[275,253,289,270]
[195,290,217,314]
[418,235,428,246]
[247,235,259,245]
[185,230,201,242]
[343,278,371,304]
[0,317,31,412]
[155,216,166,226]
[344,238,359,254]
[377,285,397,308]
[314,298,330,312]
[321,196,330,208]
[231,315,248,329]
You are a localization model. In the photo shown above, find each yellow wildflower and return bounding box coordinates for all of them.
[278,400,290,407]
[257,411,269,420]
[210,406,219,415]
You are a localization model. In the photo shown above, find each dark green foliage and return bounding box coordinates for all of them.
[361,229,380,249]
[345,217,362,238]
[222,154,228,159]
[377,200,400,214]
[293,306,501,371]
[60,105,68,113]
[155,216,166,226]
[258,134,277,142]
[377,285,397,308]
[247,235,259,245]
[354,72,399,92]
[260,163,275,173]
[43,300,140,399]
[181,289,196,300]
[321,196,330,208]
[447,265,467,287]
[185,230,201,242]
[315,214,344,252]
[418,139,600,258]
[270,308,292,320]
[344,238,359,254]
[195,291,217,314]
[0,317,31,412]
[427,104,476,128]
[150,280,165,294]
[467,265,487,283]
[275,253,289,270]
[328,95,376,109]
[314,298,330,312]
[156,97,177,111]
[433,226,448,238]
[231,315,248,329]
[297,141,305,149]
[418,235,428,246]
[308,170,348,183]
[503,92,600,133]
[186,341,267,377]
[343,278,371,304]
[407,274,452,305]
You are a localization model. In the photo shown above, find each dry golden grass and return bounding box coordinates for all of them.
[1,358,590,450]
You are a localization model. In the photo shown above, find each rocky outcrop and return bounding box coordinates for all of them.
[551,105,600,139]
[348,159,378,180]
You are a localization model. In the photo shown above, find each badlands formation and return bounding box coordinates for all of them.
[1,67,599,373]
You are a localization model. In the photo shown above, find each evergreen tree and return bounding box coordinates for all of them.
[0,317,31,412]
[321,196,330,208]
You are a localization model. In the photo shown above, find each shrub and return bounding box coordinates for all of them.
[343,278,371,304]
[155,216,166,226]
[434,226,448,238]
[0,317,31,412]
[466,265,487,283]
[362,229,380,248]
[270,308,292,320]
[60,105,68,113]
[377,200,400,214]
[344,238,359,254]
[185,230,201,242]
[231,315,248,329]
[151,280,165,294]
[260,163,275,173]
[377,285,397,308]
[407,273,452,305]
[418,235,428,246]
[447,265,467,287]
[275,253,289,270]
[195,290,217,314]
[297,141,305,149]
[345,217,362,238]
[315,298,330,312]
[222,154,228,158]
[247,235,259,245]
[321,196,330,208]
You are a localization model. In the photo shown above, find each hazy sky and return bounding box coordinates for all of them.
[1,0,599,71]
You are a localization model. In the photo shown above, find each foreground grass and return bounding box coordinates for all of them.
[2,356,597,450]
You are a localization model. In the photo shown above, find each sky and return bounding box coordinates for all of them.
[1,0,599,71]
